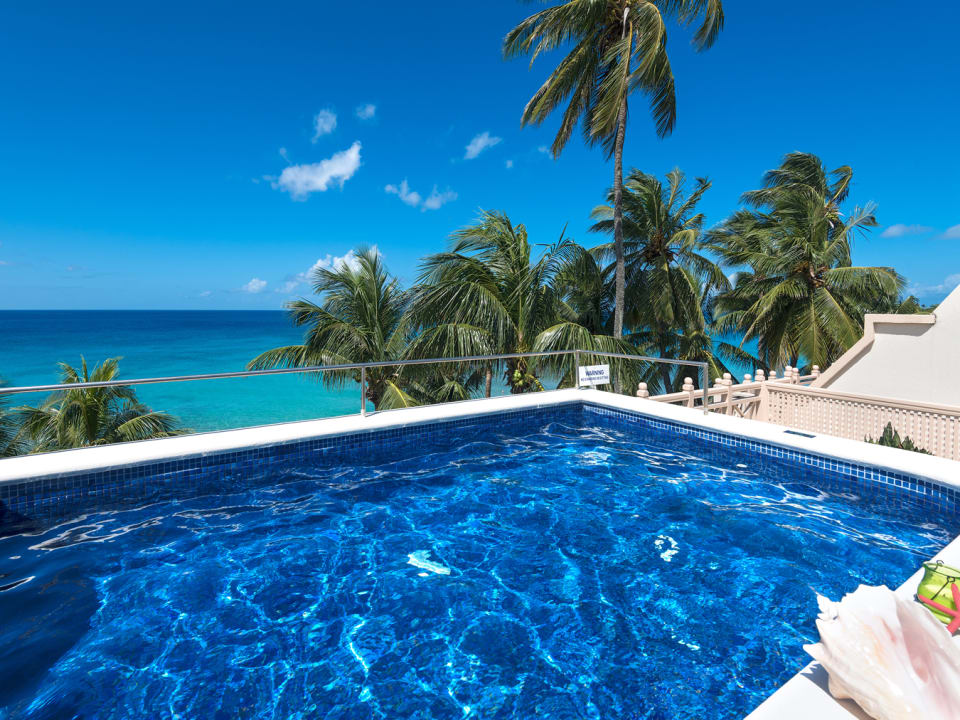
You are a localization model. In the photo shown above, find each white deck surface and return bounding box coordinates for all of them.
[2,387,958,718]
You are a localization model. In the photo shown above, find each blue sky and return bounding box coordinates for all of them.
[1,1,958,309]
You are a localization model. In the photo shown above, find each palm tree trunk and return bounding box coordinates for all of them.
[656,331,673,391]
[659,363,672,393]
[612,95,627,340]
[484,364,493,398]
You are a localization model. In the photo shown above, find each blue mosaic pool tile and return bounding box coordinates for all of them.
[582,402,960,516]
[1,399,957,529]
[0,403,584,526]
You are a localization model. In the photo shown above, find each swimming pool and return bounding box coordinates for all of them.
[1,399,957,718]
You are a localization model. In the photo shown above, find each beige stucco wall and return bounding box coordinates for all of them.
[816,286,960,406]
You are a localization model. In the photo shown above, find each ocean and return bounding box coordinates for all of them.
[0,311,362,432]
[0,311,757,433]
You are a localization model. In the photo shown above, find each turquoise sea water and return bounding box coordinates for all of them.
[0,311,363,432]
[0,311,757,433]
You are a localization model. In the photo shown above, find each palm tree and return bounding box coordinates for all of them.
[404,364,487,406]
[504,0,725,339]
[0,380,24,457]
[709,153,905,370]
[872,293,928,315]
[16,358,184,452]
[553,239,750,393]
[406,210,637,394]
[248,248,419,410]
[627,275,755,393]
[553,246,612,335]
[589,168,733,387]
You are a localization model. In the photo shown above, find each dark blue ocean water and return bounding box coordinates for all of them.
[0,310,362,431]
[1,413,953,719]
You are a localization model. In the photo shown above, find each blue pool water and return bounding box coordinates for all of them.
[1,409,955,719]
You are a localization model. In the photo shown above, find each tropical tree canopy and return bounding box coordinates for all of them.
[504,0,725,339]
[588,168,751,390]
[0,381,24,458]
[709,152,905,370]
[406,210,638,393]
[248,247,419,411]
[16,358,184,452]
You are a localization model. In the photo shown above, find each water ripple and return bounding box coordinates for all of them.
[1,418,956,718]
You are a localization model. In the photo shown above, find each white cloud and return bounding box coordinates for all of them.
[942,224,960,239]
[464,131,502,160]
[279,147,290,163]
[275,250,370,294]
[385,179,422,207]
[312,109,337,142]
[273,142,362,200]
[422,186,457,211]
[242,278,267,294]
[199,290,212,297]
[384,179,455,211]
[505,159,514,169]
[311,250,364,273]
[908,272,960,299]
[537,145,550,155]
[355,103,376,120]
[276,279,300,294]
[880,223,934,238]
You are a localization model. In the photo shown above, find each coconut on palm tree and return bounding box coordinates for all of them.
[504,0,724,339]
[709,152,904,370]
[406,210,637,394]
[16,358,184,452]
[248,247,419,411]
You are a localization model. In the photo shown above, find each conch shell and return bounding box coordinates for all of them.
[804,585,960,720]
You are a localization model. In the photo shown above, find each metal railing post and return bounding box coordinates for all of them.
[701,364,709,415]
[574,349,581,389]
[360,366,367,417]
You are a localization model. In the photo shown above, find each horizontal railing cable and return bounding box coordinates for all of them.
[0,349,711,415]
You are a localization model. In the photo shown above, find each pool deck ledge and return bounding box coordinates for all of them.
[4,387,960,491]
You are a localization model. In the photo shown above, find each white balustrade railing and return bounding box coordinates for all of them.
[638,366,820,419]
[760,383,960,460]
[638,365,960,460]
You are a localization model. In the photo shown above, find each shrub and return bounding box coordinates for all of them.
[866,423,931,454]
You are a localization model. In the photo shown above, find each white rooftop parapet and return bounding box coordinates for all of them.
[814,285,960,406]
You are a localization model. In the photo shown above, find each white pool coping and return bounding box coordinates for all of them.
[2,387,958,718]
[5,387,960,489]
[745,531,960,720]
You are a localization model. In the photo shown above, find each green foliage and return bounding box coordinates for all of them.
[871,294,933,315]
[15,358,185,452]
[503,1,723,157]
[504,0,725,338]
[586,168,755,392]
[866,423,931,454]
[709,152,904,370]
[248,247,419,411]
[406,210,639,394]
[0,379,25,458]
